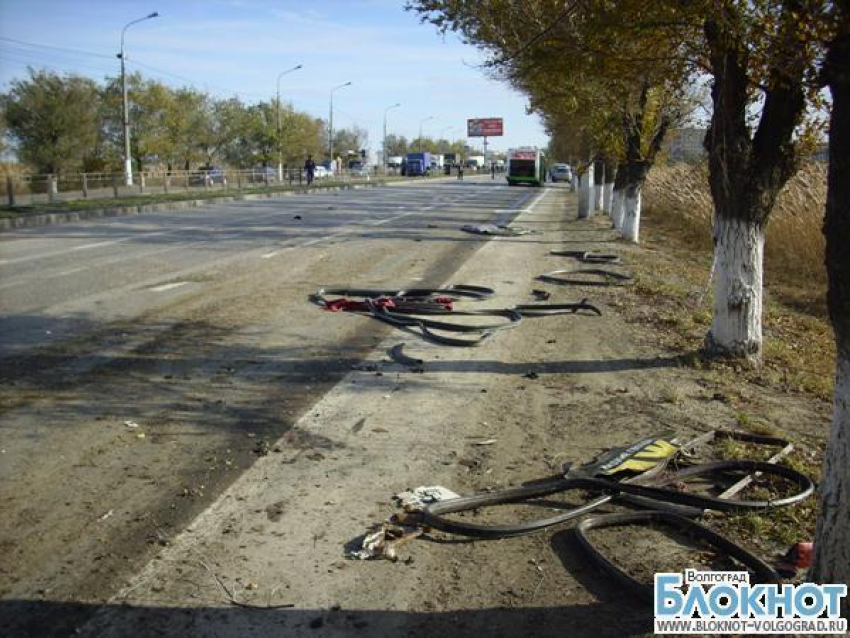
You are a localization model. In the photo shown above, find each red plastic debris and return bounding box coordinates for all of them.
[776,541,814,577]
[323,297,397,312]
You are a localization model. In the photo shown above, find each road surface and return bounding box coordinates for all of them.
[0,176,539,635]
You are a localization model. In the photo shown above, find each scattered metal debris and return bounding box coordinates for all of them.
[460,224,533,236]
[314,287,601,347]
[394,485,460,511]
[550,250,622,264]
[537,269,633,287]
[351,430,814,598]
[388,343,424,368]
[346,522,424,561]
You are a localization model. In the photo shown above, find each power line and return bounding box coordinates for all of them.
[125,58,268,100]
[0,36,113,59]
[0,51,116,76]
[0,35,273,102]
[0,36,328,115]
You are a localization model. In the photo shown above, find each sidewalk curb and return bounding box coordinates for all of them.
[0,181,389,232]
[0,175,470,232]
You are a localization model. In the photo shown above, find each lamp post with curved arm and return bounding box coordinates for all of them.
[383,102,400,172]
[276,64,303,181]
[329,81,352,172]
[118,11,159,186]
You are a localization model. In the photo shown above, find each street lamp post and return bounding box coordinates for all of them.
[276,64,303,181]
[329,81,352,173]
[418,115,434,152]
[383,102,400,172]
[118,11,159,187]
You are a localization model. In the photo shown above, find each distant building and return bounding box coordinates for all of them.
[664,128,707,163]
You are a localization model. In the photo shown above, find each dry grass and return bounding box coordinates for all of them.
[643,162,827,310]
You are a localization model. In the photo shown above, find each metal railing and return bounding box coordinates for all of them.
[0,167,399,207]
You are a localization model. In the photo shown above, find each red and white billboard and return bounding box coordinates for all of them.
[467,118,504,137]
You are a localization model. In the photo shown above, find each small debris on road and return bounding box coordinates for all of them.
[394,486,460,511]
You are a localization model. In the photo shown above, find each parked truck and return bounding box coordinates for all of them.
[406,152,431,177]
[430,154,445,170]
[465,155,485,170]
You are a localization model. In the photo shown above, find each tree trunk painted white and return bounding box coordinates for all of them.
[578,165,594,219]
[809,352,850,600]
[621,184,641,243]
[706,215,765,361]
[603,182,614,215]
[611,188,624,230]
[593,166,604,211]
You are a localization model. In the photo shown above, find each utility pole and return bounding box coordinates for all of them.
[118,11,159,187]
[276,64,303,181]
[329,81,352,173]
[383,103,401,171]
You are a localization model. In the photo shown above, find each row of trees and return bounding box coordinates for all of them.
[0,68,370,176]
[383,133,473,157]
[411,0,848,600]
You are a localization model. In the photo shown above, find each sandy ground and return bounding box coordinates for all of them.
[3,184,831,637]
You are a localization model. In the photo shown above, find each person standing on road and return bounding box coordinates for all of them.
[458,163,464,181]
[491,162,496,180]
[305,155,316,185]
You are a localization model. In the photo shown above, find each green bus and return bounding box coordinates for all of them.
[506,147,547,187]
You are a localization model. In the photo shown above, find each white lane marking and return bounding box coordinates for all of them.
[0,229,175,266]
[57,267,88,276]
[369,212,415,226]
[0,244,190,291]
[525,188,548,210]
[261,252,279,259]
[150,282,189,292]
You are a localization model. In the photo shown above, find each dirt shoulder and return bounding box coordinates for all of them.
[74,187,831,638]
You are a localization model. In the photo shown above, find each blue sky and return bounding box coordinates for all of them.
[0,0,548,156]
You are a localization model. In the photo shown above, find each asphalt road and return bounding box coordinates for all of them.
[0,176,542,636]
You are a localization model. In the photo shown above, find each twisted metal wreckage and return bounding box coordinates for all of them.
[311,252,814,600]
[311,284,601,347]
[347,430,814,601]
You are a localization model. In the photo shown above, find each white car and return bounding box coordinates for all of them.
[549,163,573,183]
[313,166,329,179]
